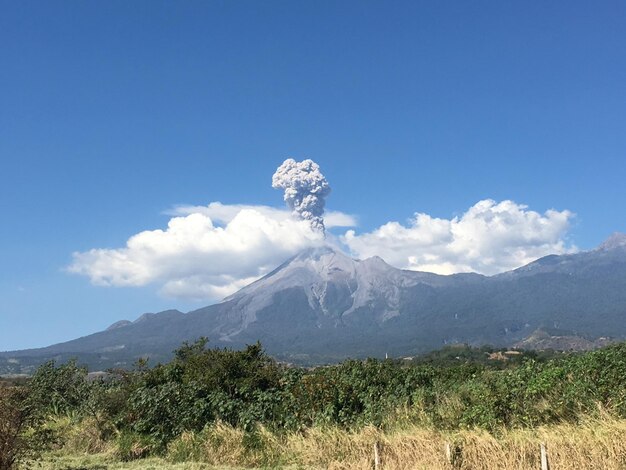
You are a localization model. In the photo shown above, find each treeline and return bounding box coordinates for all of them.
[1,340,626,465]
[406,343,563,367]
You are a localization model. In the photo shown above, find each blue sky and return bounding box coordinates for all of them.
[1,1,625,351]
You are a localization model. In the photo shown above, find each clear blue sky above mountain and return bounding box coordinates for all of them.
[1,1,625,351]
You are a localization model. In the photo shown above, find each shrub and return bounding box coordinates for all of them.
[116,430,160,461]
[0,385,54,470]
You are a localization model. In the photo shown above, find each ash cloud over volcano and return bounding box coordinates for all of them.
[68,157,575,301]
[272,158,331,234]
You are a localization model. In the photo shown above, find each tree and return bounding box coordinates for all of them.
[0,385,53,470]
[28,359,91,416]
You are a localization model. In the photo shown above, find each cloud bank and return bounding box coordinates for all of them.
[69,199,575,301]
[68,159,577,301]
[68,208,326,301]
[167,202,356,229]
[343,199,576,275]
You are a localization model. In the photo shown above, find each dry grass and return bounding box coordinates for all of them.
[285,426,449,469]
[36,453,229,469]
[440,416,626,470]
[41,416,626,469]
[164,417,626,469]
[62,416,115,455]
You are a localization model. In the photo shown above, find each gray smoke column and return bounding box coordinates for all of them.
[272,158,331,233]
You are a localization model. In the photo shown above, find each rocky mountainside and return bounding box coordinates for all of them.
[2,234,626,372]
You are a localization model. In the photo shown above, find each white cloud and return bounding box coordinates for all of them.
[69,208,325,301]
[325,210,358,228]
[167,202,357,228]
[69,199,576,302]
[342,199,576,275]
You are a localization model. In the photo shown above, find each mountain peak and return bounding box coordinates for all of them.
[292,245,347,261]
[106,320,131,331]
[598,232,626,251]
[286,245,356,276]
[224,245,356,301]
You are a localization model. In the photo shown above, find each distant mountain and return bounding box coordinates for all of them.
[2,234,626,372]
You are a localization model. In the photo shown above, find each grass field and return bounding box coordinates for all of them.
[11,344,625,470]
[36,416,626,470]
[37,453,304,470]
[37,454,216,470]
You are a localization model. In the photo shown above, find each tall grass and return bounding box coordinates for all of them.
[29,343,626,468]
[160,416,626,469]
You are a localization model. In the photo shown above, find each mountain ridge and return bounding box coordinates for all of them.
[2,234,626,372]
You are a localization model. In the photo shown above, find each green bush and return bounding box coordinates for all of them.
[0,385,55,470]
[116,430,160,461]
[18,340,626,456]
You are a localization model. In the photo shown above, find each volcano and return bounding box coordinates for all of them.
[2,235,626,372]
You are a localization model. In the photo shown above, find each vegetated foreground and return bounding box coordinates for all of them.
[2,341,626,469]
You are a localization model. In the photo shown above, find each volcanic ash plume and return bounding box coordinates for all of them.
[272,158,331,233]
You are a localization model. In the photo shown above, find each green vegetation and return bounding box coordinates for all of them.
[0,382,55,470]
[1,340,625,468]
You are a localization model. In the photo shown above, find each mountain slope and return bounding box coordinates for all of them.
[2,235,626,371]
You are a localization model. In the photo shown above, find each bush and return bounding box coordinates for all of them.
[116,430,160,461]
[20,340,626,460]
[0,385,54,470]
[28,359,91,418]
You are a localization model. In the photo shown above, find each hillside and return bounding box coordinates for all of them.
[1,234,626,372]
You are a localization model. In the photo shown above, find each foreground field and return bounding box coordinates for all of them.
[38,417,626,470]
[4,342,626,469]
[38,454,216,470]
